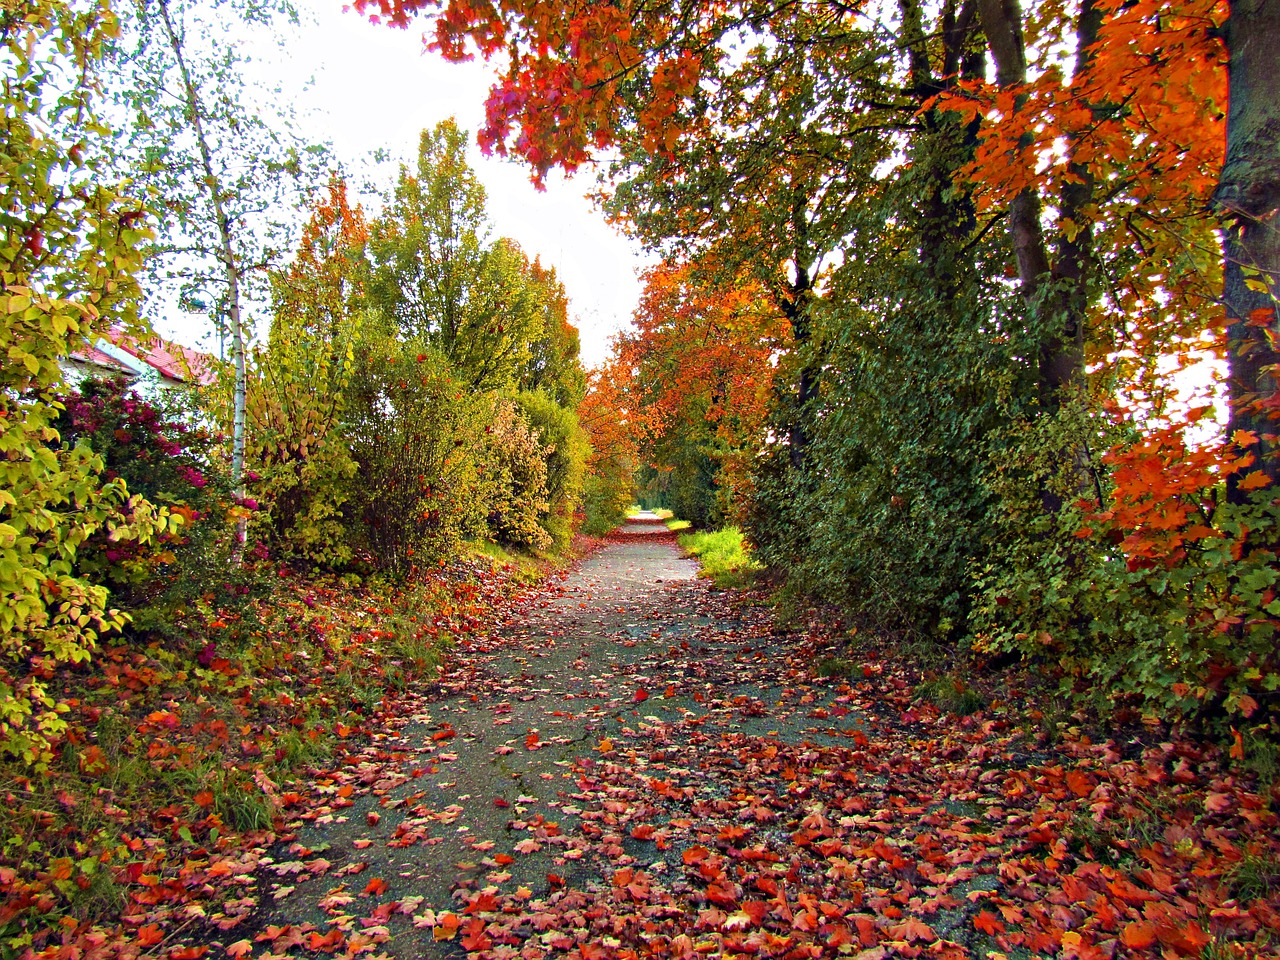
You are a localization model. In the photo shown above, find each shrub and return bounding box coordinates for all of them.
[479,399,552,551]
[971,408,1280,728]
[53,378,245,627]
[514,390,588,549]
[345,338,487,575]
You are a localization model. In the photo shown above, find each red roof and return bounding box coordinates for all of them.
[104,327,216,386]
[72,344,134,375]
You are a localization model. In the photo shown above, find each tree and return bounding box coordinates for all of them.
[107,0,325,503]
[1216,0,1280,494]
[1,0,171,766]
[248,176,367,566]
[366,121,545,393]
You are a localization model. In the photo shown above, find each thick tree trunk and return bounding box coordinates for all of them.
[1216,0,1280,497]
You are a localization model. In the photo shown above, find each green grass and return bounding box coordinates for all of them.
[665,519,691,532]
[915,673,985,715]
[678,526,762,588]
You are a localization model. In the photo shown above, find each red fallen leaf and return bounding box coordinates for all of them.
[974,911,1005,936]
[432,913,460,941]
[705,879,738,905]
[547,873,565,887]
[194,790,214,809]
[255,925,292,943]
[683,845,711,865]
[170,949,208,960]
[494,853,515,865]
[432,726,456,741]
[464,891,498,914]
[1065,770,1094,797]
[718,824,747,842]
[1120,921,1157,948]
[664,685,676,697]
[887,918,936,943]
[306,928,346,953]
[460,918,492,951]
[225,940,253,958]
[1205,792,1232,813]
[137,924,164,946]
[631,824,656,840]
[525,732,541,750]
[366,811,381,826]
[493,797,510,808]
[634,687,649,702]
[362,876,388,896]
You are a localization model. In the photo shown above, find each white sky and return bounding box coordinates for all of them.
[274,4,653,368]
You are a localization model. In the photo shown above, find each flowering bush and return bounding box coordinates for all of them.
[54,377,261,641]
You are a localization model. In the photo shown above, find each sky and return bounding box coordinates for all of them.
[265,3,654,369]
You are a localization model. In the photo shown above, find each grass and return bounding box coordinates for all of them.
[665,519,691,532]
[815,656,854,679]
[467,538,546,582]
[677,526,762,588]
[915,673,986,715]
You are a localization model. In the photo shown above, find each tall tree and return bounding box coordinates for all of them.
[366,121,546,392]
[107,0,325,501]
[1216,0,1280,493]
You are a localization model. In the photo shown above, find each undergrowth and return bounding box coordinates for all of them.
[0,559,525,956]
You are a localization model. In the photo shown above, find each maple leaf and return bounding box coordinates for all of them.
[973,911,1005,935]
[225,940,253,958]
[1120,921,1157,948]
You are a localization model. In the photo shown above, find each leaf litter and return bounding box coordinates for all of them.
[28,518,1280,960]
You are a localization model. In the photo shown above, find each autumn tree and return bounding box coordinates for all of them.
[1,0,172,766]
[248,176,367,566]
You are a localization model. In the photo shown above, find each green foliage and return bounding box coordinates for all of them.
[971,407,1280,727]
[478,399,552,552]
[678,526,761,589]
[515,390,588,549]
[367,121,544,393]
[345,337,487,575]
[581,471,635,536]
[0,0,174,768]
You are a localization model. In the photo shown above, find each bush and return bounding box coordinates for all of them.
[971,409,1280,728]
[345,338,487,575]
[479,399,552,551]
[514,390,588,549]
[53,377,249,638]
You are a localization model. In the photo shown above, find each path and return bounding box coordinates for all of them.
[198,515,1280,960]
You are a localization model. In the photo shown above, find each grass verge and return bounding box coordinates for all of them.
[678,526,762,588]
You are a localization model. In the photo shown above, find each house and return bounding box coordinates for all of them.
[63,326,216,394]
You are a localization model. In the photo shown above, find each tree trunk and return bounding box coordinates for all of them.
[157,0,248,546]
[1216,0,1280,497]
[976,0,1086,409]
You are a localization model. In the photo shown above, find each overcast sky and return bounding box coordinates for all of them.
[269,4,654,369]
